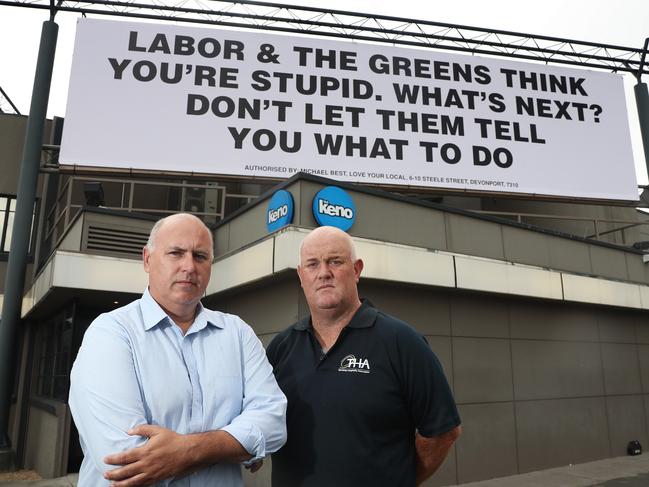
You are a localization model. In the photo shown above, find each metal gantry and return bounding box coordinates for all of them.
[0,85,20,115]
[1,0,648,78]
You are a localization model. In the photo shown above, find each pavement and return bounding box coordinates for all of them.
[455,454,649,487]
[0,474,76,487]
[0,454,648,486]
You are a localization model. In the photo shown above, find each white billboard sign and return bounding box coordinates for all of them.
[61,18,638,200]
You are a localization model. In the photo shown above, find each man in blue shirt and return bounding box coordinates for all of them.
[69,213,287,486]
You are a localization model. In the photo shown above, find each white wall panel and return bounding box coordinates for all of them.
[208,238,274,294]
[455,255,563,300]
[562,273,643,309]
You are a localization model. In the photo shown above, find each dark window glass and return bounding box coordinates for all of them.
[35,305,75,401]
[0,194,36,255]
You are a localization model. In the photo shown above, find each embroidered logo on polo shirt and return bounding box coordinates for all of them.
[338,354,370,374]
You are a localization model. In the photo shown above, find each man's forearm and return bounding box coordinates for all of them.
[189,429,253,465]
[103,425,253,487]
[415,426,461,485]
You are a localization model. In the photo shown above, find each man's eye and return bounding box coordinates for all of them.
[194,254,208,261]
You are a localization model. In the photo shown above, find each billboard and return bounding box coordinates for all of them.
[60,18,638,201]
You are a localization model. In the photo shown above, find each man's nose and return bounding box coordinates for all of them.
[317,262,333,278]
[181,254,196,272]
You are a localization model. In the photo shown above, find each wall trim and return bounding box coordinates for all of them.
[22,227,649,316]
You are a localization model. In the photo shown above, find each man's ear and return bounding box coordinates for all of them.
[143,246,151,273]
[296,264,305,289]
[353,258,364,282]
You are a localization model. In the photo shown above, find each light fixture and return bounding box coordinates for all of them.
[83,182,105,207]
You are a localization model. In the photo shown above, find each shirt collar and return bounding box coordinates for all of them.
[140,288,223,332]
[295,299,377,331]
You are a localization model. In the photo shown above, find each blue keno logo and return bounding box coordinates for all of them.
[312,186,356,231]
[268,205,288,223]
[318,199,353,219]
[266,190,294,233]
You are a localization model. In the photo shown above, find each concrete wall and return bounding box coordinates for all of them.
[24,402,70,478]
[0,114,51,194]
[208,177,649,485]
[0,261,34,295]
[398,194,649,247]
[0,115,29,194]
[215,276,649,486]
[7,404,16,448]
[362,282,649,485]
[348,184,648,284]
[8,326,31,456]
[482,198,649,246]
[208,272,302,347]
[214,179,649,285]
[0,113,51,304]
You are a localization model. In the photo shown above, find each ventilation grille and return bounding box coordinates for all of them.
[85,225,149,257]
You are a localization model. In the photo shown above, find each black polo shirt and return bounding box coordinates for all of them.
[266,301,460,487]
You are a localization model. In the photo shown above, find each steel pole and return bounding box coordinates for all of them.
[0,20,58,448]
[636,82,649,181]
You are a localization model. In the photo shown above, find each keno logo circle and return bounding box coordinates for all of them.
[312,186,356,231]
[266,189,294,233]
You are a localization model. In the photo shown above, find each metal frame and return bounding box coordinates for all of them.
[42,174,260,250]
[2,0,648,78]
[474,208,649,243]
[3,0,649,246]
[0,85,21,115]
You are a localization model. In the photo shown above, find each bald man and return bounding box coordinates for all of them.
[70,213,286,487]
[266,226,461,487]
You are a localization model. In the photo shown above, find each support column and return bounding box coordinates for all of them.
[636,38,649,184]
[636,81,649,180]
[0,20,58,449]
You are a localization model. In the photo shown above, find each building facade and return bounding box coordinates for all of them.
[2,112,649,485]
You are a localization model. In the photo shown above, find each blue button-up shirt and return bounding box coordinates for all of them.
[69,289,287,486]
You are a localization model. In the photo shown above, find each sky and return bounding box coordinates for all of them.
[1,0,648,182]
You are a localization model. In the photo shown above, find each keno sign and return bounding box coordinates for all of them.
[266,189,294,233]
[60,18,638,201]
[312,186,356,231]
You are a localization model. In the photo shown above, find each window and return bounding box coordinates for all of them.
[0,195,16,252]
[35,305,75,401]
[0,194,36,256]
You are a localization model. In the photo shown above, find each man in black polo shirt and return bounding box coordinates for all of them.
[266,226,461,486]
